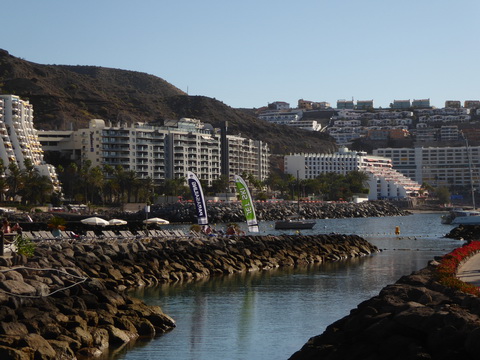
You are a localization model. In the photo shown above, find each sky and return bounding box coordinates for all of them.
[2,0,480,109]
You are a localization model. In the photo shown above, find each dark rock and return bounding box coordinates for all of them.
[0,345,31,360]
[19,333,56,360]
[0,322,29,336]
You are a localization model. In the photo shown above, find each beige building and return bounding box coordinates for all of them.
[38,118,270,187]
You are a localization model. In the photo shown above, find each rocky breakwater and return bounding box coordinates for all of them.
[0,233,378,359]
[446,225,480,241]
[116,200,409,224]
[289,259,480,360]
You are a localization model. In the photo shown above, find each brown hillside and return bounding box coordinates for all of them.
[0,49,336,155]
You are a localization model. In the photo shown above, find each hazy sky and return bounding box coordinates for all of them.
[3,0,480,109]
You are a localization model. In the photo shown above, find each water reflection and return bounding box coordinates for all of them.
[113,213,461,360]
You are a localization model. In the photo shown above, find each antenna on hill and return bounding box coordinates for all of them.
[187,86,189,95]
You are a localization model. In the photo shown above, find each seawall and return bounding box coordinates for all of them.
[0,233,378,359]
[289,258,480,360]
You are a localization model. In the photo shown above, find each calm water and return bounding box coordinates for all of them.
[110,213,461,360]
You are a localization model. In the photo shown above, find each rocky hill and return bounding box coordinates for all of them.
[0,49,336,155]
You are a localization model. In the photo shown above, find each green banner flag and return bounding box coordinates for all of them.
[234,175,259,232]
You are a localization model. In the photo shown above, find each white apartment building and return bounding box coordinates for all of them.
[268,101,290,111]
[284,148,421,200]
[258,111,300,125]
[257,110,321,131]
[373,146,480,190]
[226,135,270,181]
[38,118,270,187]
[0,95,61,194]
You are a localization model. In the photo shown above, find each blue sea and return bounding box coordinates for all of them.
[110,212,460,360]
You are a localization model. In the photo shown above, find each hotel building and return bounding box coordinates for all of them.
[373,146,480,191]
[0,95,61,193]
[39,118,270,187]
[284,148,421,200]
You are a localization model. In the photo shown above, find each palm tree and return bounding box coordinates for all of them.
[138,176,156,203]
[86,166,105,204]
[124,170,138,202]
[6,161,23,202]
[346,170,370,194]
[20,171,53,205]
[0,159,8,202]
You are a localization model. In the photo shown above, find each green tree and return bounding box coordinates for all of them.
[346,170,370,194]
[210,174,229,195]
[0,159,8,201]
[19,170,53,205]
[6,161,22,201]
[436,186,451,205]
[86,166,105,204]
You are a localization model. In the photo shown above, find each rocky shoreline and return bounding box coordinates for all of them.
[445,225,480,241]
[133,200,410,223]
[0,233,378,359]
[289,257,480,360]
[3,200,410,236]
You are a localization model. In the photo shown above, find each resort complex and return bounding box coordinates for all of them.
[284,148,422,200]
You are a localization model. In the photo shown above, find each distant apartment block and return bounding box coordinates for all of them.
[0,95,61,194]
[373,146,480,191]
[391,100,411,109]
[38,118,270,187]
[445,100,461,108]
[297,99,331,110]
[268,101,290,111]
[412,99,431,108]
[284,148,421,200]
[366,128,409,141]
[414,126,437,142]
[336,100,355,110]
[356,100,374,110]
[439,126,461,141]
[258,111,301,125]
[464,101,480,109]
[257,107,322,132]
[417,107,470,124]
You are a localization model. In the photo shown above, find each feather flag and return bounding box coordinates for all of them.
[187,171,208,225]
[234,175,259,232]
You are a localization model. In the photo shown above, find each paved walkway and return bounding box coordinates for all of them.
[457,253,480,287]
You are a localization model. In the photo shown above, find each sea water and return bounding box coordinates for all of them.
[110,212,460,360]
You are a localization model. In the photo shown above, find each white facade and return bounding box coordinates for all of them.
[284,148,421,200]
[269,101,290,111]
[227,135,270,181]
[0,95,61,193]
[258,111,300,125]
[258,110,321,132]
[39,118,270,186]
[374,146,480,191]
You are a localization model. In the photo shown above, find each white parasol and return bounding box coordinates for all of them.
[80,217,110,226]
[108,218,128,226]
[143,217,170,225]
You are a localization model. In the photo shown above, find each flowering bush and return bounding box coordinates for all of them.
[47,216,66,231]
[436,241,480,296]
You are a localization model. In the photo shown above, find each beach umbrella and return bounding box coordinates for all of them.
[108,218,128,226]
[80,217,109,226]
[143,217,170,225]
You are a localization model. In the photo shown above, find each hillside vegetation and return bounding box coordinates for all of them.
[0,49,336,155]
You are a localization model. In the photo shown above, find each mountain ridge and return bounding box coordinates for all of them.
[0,49,336,155]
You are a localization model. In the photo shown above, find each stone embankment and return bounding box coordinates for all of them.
[446,225,480,241]
[0,233,378,359]
[115,200,409,224]
[289,259,480,360]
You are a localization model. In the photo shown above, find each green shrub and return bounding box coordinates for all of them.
[13,235,36,257]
